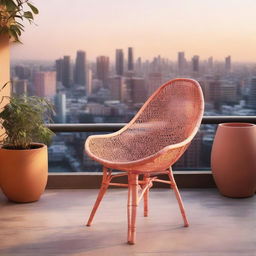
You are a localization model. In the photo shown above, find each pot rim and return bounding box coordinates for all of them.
[219,122,255,128]
[0,143,46,151]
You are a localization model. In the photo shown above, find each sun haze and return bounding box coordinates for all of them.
[11,0,256,62]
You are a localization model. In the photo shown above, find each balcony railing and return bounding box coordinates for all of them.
[46,116,256,132]
[45,116,256,189]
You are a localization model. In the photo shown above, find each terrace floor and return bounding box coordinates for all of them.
[0,188,255,256]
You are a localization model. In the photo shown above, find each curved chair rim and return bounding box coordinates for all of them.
[85,78,204,168]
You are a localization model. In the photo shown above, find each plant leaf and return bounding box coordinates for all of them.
[10,25,21,36]
[23,11,33,20]
[14,15,23,20]
[9,28,21,43]
[0,94,55,149]
[0,81,9,92]
[4,0,17,11]
[27,2,39,14]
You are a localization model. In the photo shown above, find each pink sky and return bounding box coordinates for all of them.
[11,0,256,62]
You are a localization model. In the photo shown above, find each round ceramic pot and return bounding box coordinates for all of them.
[0,143,48,203]
[211,123,256,198]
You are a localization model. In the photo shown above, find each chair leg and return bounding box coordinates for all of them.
[86,167,110,226]
[143,174,150,217]
[127,173,139,244]
[127,175,132,242]
[168,167,189,227]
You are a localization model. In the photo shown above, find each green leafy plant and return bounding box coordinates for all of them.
[0,0,39,42]
[0,85,55,149]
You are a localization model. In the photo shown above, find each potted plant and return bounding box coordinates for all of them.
[0,0,39,42]
[0,84,55,202]
[0,2,44,203]
[0,0,39,127]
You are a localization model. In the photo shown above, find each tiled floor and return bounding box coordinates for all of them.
[0,188,255,256]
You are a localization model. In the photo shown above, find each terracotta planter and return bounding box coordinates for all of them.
[211,123,256,198]
[0,143,48,203]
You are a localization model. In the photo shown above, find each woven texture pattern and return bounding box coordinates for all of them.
[85,78,204,172]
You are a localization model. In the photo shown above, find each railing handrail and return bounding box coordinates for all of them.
[46,116,256,132]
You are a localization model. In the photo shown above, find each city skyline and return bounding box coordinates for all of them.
[10,0,256,62]
[11,49,239,65]
[11,46,256,172]
[12,47,239,72]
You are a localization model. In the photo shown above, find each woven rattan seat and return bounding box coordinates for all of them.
[84,78,204,244]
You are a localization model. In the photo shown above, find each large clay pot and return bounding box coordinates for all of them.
[0,143,48,203]
[211,123,256,198]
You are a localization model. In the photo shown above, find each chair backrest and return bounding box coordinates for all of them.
[122,78,204,158]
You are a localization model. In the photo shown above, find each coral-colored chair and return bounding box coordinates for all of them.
[85,78,204,244]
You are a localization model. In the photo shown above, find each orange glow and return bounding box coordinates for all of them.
[11,0,256,62]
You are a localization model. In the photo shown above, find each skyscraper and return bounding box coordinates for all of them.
[205,76,221,109]
[34,71,56,98]
[248,77,256,109]
[55,92,66,123]
[135,57,142,75]
[62,56,71,87]
[178,51,185,74]
[225,56,231,73]
[147,72,162,96]
[115,49,124,76]
[108,76,125,101]
[125,77,146,104]
[207,56,213,71]
[220,80,237,103]
[128,47,134,71]
[14,65,31,80]
[86,68,92,96]
[12,79,27,96]
[96,56,109,86]
[55,59,63,82]
[192,55,199,73]
[74,50,86,86]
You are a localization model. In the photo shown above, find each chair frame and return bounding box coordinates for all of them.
[86,166,189,244]
[85,78,204,172]
[85,78,204,244]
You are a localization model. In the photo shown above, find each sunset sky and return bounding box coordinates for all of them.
[11,0,256,62]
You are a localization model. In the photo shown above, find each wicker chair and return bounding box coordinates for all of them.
[85,78,204,244]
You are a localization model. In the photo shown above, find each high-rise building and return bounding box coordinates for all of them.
[207,56,213,71]
[178,51,186,74]
[192,55,200,73]
[12,79,27,96]
[248,77,256,109]
[115,49,124,76]
[108,76,125,101]
[220,81,237,103]
[74,50,86,86]
[86,68,93,96]
[203,76,221,109]
[34,71,56,98]
[225,56,231,73]
[14,65,31,80]
[125,77,147,104]
[147,72,163,96]
[135,57,142,75]
[55,59,63,82]
[151,55,162,73]
[96,56,109,86]
[62,56,71,87]
[92,79,103,93]
[199,76,220,104]
[55,92,66,123]
[128,47,134,71]
[131,78,146,104]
